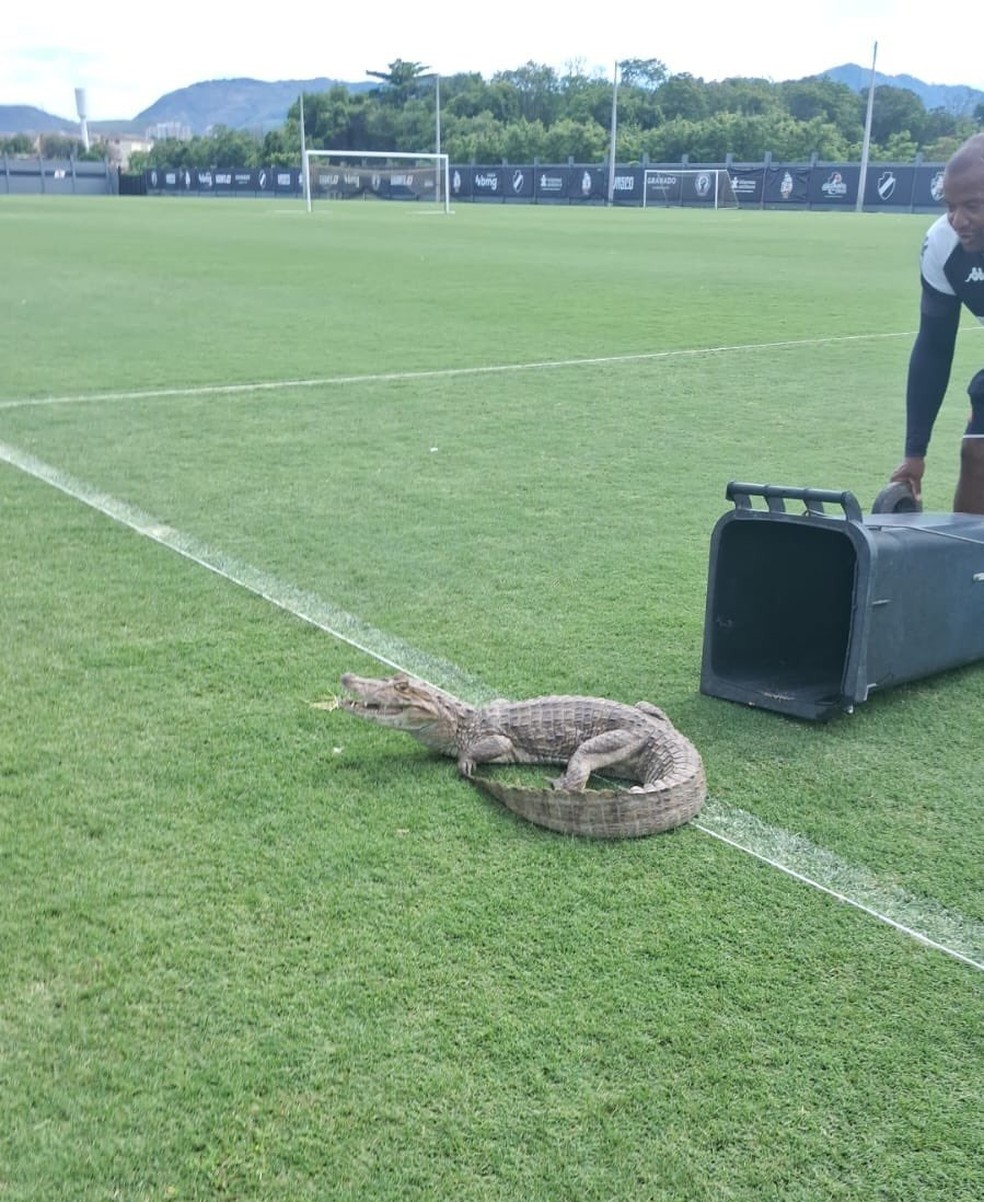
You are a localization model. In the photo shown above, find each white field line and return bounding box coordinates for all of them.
[0,329,917,412]
[1,436,982,974]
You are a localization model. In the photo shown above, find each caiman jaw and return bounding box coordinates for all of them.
[338,672,466,755]
[339,672,441,727]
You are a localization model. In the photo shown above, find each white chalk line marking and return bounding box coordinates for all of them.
[0,329,917,412]
[692,804,984,972]
[2,436,982,974]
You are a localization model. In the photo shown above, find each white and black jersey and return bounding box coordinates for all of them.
[905,214,984,456]
[921,214,984,318]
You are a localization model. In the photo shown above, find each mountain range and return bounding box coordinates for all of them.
[2,64,982,139]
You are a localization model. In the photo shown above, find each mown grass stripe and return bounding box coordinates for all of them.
[3,435,982,973]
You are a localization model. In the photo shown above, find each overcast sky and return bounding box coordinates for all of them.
[7,0,984,122]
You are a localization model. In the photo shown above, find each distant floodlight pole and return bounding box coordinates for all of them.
[607,61,619,206]
[300,91,311,212]
[74,87,90,152]
[856,41,878,213]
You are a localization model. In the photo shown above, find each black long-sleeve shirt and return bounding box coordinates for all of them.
[905,214,984,457]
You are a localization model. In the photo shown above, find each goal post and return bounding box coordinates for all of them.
[642,168,739,209]
[303,150,451,213]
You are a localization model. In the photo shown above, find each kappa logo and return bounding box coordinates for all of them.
[966,267,984,284]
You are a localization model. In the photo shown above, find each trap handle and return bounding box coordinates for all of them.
[726,481,863,522]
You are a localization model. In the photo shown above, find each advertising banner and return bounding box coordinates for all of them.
[470,167,508,200]
[807,164,861,206]
[534,167,569,202]
[568,167,607,202]
[450,166,472,200]
[763,166,811,205]
[862,165,916,207]
[729,167,765,206]
[914,165,946,209]
[609,168,642,204]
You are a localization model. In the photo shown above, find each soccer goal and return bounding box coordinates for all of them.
[642,168,739,209]
[303,150,451,213]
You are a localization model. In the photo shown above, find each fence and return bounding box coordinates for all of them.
[1,156,116,195]
[1,157,950,212]
[138,160,948,212]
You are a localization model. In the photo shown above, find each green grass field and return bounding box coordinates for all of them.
[2,195,982,1200]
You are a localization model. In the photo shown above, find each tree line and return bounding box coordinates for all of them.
[1,132,109,159]
[7,59,982,169]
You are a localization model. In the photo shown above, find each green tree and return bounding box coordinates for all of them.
[870,85,927,146]
[366,59,431,106]
[618,58,668,90]
[39,133,81,158]
[501,117,548,163]
[871,131,919,161]
[492,62,562,125]
[561,65,615,129]
[657,74,709,121]
[707,78,781,117]
[1,134,35,154]
[201,125,262,167]
[780,77,864,137]
[540,117,607,162]
[450,111,506,163]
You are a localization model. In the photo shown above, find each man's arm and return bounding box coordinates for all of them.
[904,287,961,458]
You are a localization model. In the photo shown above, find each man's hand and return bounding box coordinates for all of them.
[889,456,925,503]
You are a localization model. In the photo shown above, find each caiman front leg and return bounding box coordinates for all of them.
[457,733,518,778]
[552,730,649,791]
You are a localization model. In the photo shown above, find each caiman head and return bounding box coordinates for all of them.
[339,672,472,756]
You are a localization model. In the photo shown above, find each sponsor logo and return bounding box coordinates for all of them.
[966,267,984,283]
[452,169,462,193]
[512,169,525,193]
[613,175,635,192]
[581,170,592,196]
[730,176,758,196]
[215,173,232,186]
[474,173,499,190]
[694,172,712,198]
[780,171,794,200]
[150,170,159,187]
[821,171,848,197]
[538,173,563,192]
[877,171,896,200]
[648,173,678,188]
[198,171,213,188]
[930,171,945,202]
[277,172,293,187]
[258,171,268,189]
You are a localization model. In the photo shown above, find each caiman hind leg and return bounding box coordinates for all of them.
[551,730,649,791]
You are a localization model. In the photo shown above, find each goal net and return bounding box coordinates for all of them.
[642,168,739,209]
[303,150,451,213]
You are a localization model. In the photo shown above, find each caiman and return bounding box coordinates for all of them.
[335,672,706,838]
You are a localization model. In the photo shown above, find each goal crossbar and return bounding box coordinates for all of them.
[303,150,451,213]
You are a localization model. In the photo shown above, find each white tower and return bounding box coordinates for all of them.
[75,88,90,152]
